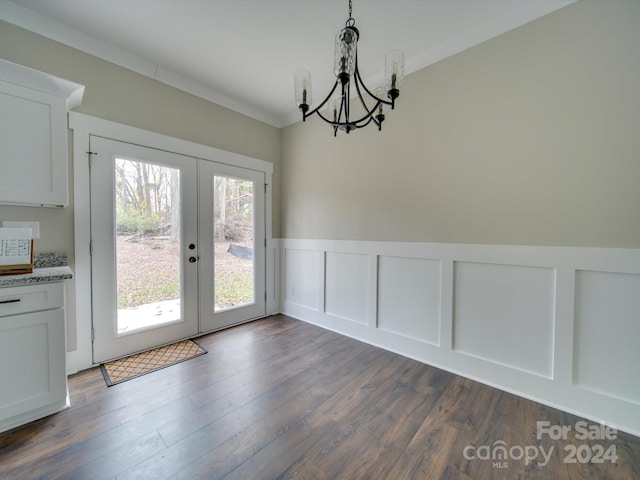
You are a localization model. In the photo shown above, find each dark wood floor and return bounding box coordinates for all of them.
[1,315,638,479]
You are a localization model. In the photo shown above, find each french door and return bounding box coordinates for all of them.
[198,161,266,332]
[90,136,199,363]
[90,136,266,363]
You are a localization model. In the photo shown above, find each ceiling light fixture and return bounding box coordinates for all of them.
[294,0,404,136]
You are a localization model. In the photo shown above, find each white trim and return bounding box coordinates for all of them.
[69,113,272,174]
[404,0,577,77]
[152,67,280,127]
[281,238,640,437]
[0,1,281,127]
[68,112,274,373]
[0,59,85,109]
[0,1,155,79]
[265,178,280,316]
[68,119,92,374]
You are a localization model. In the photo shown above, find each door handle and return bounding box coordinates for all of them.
[0,298,21,305]
[189,256,197,263]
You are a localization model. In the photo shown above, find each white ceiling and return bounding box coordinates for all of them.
[1,0,575,127]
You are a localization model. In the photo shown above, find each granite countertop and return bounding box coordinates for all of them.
[0,252,73,288]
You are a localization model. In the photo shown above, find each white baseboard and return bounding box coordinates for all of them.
[280,238,640,437]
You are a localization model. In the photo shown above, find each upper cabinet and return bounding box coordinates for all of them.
[0,60,84,207]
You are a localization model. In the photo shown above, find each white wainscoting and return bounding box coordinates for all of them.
[325,252,370,325]
[280,239,640,436]
[453,261,556,379]
[378,256,441,346]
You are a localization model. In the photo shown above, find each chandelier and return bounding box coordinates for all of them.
[294,0,404,136]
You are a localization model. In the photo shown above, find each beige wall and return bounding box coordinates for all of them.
[0,21,281,350]
[1,0,639,354]
[281,0,640,248]
[0,21,282,243]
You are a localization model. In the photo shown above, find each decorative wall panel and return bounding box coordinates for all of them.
[574,270,640,404]
[284,249,320,310]
[325,252,369,324]
[378,256,441,345]
[453,262,555,378]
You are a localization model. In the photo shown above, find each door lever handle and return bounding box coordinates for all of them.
[0,298,20,305]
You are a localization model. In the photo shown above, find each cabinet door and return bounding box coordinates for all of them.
[0,80,68,207]
[0,308,67,424]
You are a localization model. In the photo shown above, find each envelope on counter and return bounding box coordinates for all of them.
[0,227,33,275]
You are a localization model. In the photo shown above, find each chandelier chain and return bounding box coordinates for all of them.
[346,0,354,27]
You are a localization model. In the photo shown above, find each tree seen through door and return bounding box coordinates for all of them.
[113,161,256,333]
[213,175,255,311]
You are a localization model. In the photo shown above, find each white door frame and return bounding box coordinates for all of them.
[69,112,276,374]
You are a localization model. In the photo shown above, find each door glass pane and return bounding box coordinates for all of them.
[213,175,255,311]
[115,158,182,333]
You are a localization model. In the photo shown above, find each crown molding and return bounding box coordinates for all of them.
[0,0,283,127]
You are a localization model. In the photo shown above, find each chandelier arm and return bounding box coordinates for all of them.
[351,77,384,127]
[343,81,350,124]
[316,110,339,125]
[337,89,347,124]
[353,65,394,106]
[353,75,376,115]
[312,87,382,128]
[315,95,352,127]
[304,80,340,119]
[314,87,376,128]
[345,104,382,128]
[355,116,375,129]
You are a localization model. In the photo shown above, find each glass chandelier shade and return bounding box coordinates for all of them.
[293,0,404,136]
[294,69,312,114]
[334,26,358,79]
[385,49,405,94]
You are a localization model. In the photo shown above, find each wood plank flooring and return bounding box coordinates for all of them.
[1,315,638,479]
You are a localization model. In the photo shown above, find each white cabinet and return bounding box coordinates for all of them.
[0,282,68,433]
[0,60,84,207]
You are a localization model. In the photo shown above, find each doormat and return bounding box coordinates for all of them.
[100,339,207,386]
